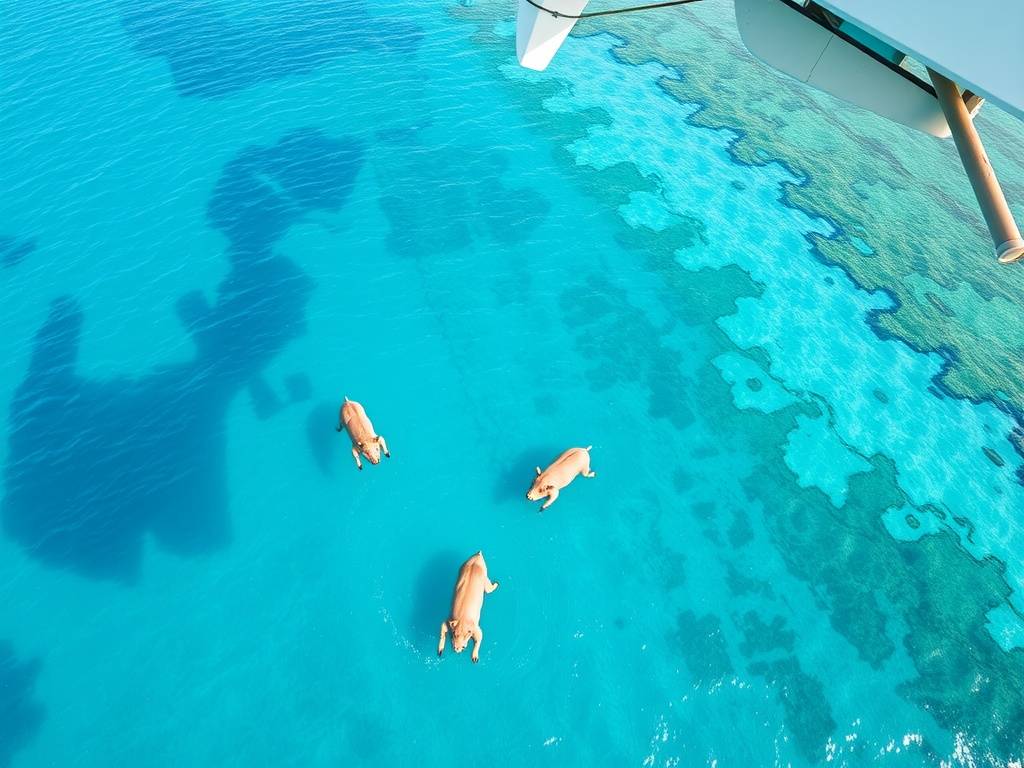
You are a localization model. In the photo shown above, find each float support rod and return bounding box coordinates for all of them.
[928,67,1024,263]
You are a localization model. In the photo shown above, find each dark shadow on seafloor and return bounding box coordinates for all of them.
[0,641,44,768]
[1,128,364,583]
[120,0,422,100]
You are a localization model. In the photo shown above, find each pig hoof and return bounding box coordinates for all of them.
[472,656,479,664]
[335,425,342,432]
[385,451,391,458]
[358,465,363,471]
[437,650,443,657]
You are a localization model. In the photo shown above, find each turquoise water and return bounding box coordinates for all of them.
[2,1,1024,766]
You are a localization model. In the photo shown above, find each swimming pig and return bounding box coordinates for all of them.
[526,446,596,510]
[336,397,390,470]
[438,551,499,663]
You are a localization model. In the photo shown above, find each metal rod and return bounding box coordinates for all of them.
[928,67,1024,264]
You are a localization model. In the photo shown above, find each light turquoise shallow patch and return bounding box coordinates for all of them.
[713,351,798,414]
[619,190,681,232]
[881,505,943,541]
[986,603,1024,652]
[785,412,871,507]
[849,235,874,255]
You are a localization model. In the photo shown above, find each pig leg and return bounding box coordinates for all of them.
[485,580,499,593]
[351,446,363,470]
[377,435,391,458]
[471,628,483,663]
[437,622,449,656]
[540,488,559,510]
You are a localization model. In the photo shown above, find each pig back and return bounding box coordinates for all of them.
[449,556,487,624]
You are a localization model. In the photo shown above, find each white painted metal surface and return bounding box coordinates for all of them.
[516,0,590,71]
[817,0,1024,120]
[734,0,951,136]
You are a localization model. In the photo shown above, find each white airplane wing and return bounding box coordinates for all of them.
[817,0,1024,120]
[516,0,591,70]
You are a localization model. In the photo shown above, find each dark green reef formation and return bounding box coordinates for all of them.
[460,0,1024,424]
[452,0,1024,761]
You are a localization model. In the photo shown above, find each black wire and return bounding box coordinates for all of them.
[523,0,702,20]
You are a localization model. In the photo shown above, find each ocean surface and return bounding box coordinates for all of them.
[2,1,1024,766]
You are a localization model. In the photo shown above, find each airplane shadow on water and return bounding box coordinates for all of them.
[1,128,365,583]
[0,642,44,768]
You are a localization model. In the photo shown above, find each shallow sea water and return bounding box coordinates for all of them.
[2,1,1024,766]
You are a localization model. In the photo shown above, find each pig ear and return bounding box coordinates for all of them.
[535,467,542,476]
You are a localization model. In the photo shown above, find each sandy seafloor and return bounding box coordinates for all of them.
[1,0,1023,766]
